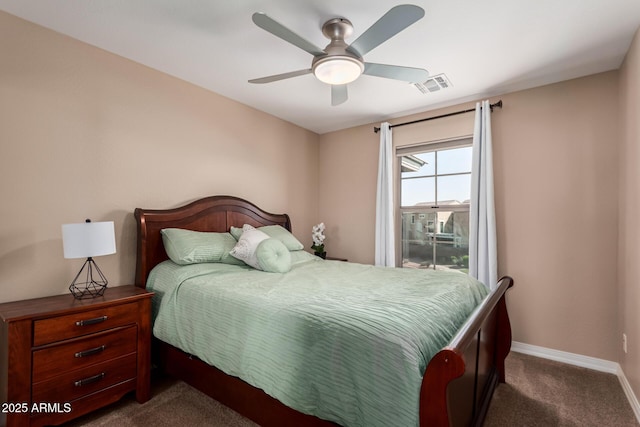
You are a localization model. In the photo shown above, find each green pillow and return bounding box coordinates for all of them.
[231,224,304,251]
[161,228,245,266]
[259,225,304,251]
[256,238,292,273]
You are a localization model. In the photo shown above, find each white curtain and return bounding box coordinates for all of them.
[469,100,498,289]
[375,122,395,267]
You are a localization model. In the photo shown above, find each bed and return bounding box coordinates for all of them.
[134,195,513,427]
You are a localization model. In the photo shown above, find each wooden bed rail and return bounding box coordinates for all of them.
[448,276,513,351]
[421,276,514,426]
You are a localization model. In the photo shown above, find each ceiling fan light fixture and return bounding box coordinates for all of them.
[313,56,364,85]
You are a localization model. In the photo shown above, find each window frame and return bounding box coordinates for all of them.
[395,136,473,268]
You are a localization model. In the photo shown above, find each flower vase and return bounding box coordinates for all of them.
[315,251,327,259]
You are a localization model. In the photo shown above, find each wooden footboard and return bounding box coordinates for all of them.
[421,276,514,426]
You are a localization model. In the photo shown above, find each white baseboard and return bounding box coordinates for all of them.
[511,341,640,423]
[618,368,640,423]
[511,341,618,373]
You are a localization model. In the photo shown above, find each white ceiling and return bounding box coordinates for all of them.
[1,0,639,134]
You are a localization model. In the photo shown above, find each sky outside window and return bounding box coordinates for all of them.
[401,146,472,206]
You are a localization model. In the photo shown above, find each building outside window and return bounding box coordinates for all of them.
[398,138,472,270]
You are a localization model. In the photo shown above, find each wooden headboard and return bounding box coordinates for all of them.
[134,195,292,288]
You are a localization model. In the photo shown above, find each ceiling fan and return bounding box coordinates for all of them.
[249,5,429,106]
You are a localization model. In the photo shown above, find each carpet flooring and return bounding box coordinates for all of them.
[67,351,638,426]
[484,352,638,427]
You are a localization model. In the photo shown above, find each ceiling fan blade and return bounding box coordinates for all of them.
[363,63,429,83]
[347,5,425,57]
[249,69,312,84]
[331,84,348,106]
[252,13,325,57]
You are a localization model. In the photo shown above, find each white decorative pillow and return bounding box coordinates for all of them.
[229,228,269,269]
[230,223,255,240]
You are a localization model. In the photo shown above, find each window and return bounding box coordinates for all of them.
[397,138,472,271]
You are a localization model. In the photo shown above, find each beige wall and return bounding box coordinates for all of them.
[495,73,619,361]
[619,27,640,400]
[317,124,378,263]
[319,71,620,361]
[0,11,320,303]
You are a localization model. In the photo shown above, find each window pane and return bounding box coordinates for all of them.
[401,211,469,271]
[401,177,435,207]
[402,211,469,272]
[401,152,435,178]
[437,174,471,204]
[437,146,473,175]
[401,212,436,269]
[433,211,470,270]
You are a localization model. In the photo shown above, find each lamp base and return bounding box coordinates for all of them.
[69,257,108,299]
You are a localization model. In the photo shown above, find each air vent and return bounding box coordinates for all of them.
[414,73,452,94]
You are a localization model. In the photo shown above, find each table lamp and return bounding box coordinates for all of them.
[62,219,116,299]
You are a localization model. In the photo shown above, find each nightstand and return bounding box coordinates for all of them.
[0,285,153,427]
[326,256,348,262]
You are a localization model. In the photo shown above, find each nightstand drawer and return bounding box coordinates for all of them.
[33,302,139,346]
[32,325,137,382]
[32,353,137,404]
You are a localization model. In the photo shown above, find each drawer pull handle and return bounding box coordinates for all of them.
[75,345,106,358]
[74,372,105,387]
[75,315,108,326]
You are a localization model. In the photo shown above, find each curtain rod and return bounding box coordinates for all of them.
[373,100,503,133]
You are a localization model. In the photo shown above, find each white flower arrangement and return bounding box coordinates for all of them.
[311,222,326,255]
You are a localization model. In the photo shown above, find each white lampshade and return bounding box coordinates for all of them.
[313,56,364,85]
[62,221,116,259]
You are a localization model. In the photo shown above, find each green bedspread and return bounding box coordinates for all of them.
[147,253,488,427]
